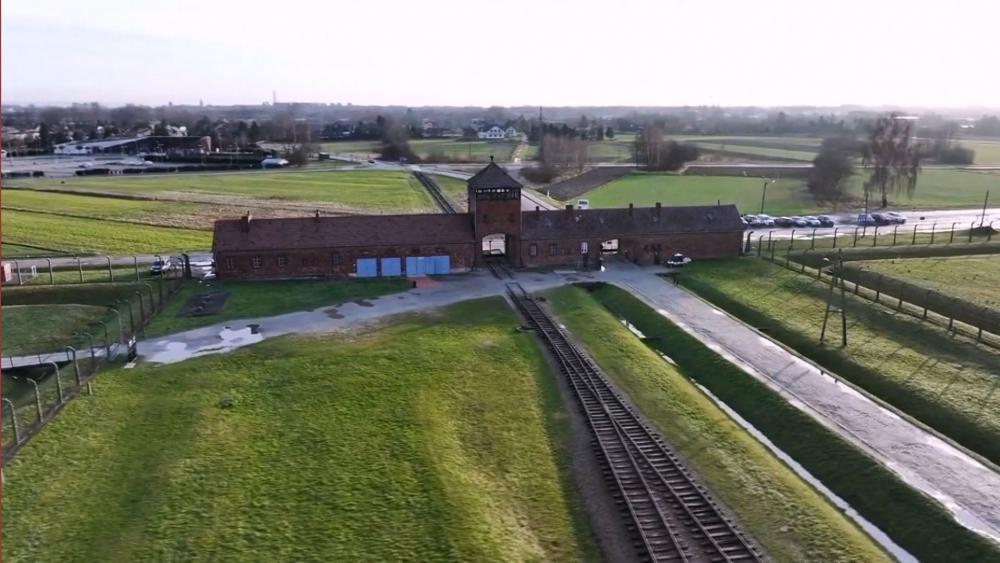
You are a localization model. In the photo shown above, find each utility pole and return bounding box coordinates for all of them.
[820,251,848,347]
[759,177,772,214]
[981,190,990,228]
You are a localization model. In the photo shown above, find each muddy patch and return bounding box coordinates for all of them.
[353,299,375,307]
[324,307,345,319]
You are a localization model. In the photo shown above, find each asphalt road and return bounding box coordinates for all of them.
[749,207,1000,240]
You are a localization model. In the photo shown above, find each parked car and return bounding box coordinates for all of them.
[857,213,890,226]
[789,216,809,227]
[802,216,823,227]
[774,216,794,227]
[883,211,907,224]
[149,258,173,275]
[816,215,835,227]
[743,214,757,226]
[756,214,776,227]
[665,253,692,267]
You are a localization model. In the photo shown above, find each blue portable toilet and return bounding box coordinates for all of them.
[356,258,378,278]
[380,257,402,277]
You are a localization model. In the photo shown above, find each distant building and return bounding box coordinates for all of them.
[212,161,745,280]
[52,136,207,155]
[477,125,522,140]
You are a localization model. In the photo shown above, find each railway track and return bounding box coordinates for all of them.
[413,171,457,214]
[484,260,514,280]
[506,282,761,563]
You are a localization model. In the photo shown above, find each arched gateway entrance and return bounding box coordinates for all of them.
[481,233,507,257]
[467,159,523,267]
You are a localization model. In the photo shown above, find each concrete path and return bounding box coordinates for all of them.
[607,264,1000,544]
[135,264,1000,544]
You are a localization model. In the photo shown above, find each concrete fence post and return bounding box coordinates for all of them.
[77,257,83,282]
[930,223,937,244]
[989,221,996,242]
[811,228,817,249]
[756,235,764,257]
[969,221,976,243]
[892,225,899,246]
[65,347,80,387]
[47,361,65,404]
[897,286,905,311]
[832,227,839,248]
[872,226,879,247]
[852,227,860,247]
[13,260,22,286]
[789,230,796,250]
[767,231,774,252]
[46,258,54,285]
[923,290,932,319]
[106,256,114,282]
[949,222,957,244]
[22,377,43,423]
[912,224,918,245]
[874,274,883,303]
[134,256,140,282]
[91,322,111,361]
[3,398,21,445]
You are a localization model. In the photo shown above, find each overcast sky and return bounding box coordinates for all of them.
[3,0,998,108]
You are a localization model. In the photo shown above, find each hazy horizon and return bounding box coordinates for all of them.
[4,0,999,109]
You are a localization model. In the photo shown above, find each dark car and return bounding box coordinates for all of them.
[816,215,835,227]
[774,216,794,227]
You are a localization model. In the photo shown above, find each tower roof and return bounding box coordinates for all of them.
[466,159,523,190]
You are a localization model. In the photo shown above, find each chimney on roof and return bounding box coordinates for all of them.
[565,204,573,214]
[629,203,634,216]
[535,206,540,212]
[241,212,252,232]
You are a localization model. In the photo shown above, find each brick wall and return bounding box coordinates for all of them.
[519,231,742,269]
[217,242,476,280]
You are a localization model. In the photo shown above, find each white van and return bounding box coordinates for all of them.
[577,199,590,210]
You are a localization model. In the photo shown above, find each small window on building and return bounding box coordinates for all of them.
[332,253,341,266]
[225,257,236,270]
[548,243,557,256]
[277,255,288,268]
[252,256,262,269]
[529,243,538,257]
[580,241,589,254]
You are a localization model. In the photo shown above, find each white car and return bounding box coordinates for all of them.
[883,212,907,224]
[665,253,692,267]
[802,216,823,227]
[755,214,776,227]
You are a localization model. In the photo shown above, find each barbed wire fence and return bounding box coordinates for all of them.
[1,266,186,465]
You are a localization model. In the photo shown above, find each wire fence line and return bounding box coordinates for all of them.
[1,268,185,465]
[746,220,997,256]
[4,255,171,287]
[753,248,1000,350]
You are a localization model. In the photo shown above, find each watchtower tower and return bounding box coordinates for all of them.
[466,158,523,266]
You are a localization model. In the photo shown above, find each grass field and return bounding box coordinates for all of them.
[2,282,152,308]
[960,139,1000,165]
[320,139,519,162]
[4,211,212,255]
[693,141,817,161]
[579,283,1000,562]
[144,278,411,337]
[428,174,469,210]
[681,258,1000,466]
[856,255,1000,310]
[1,243,63,257]
[545,286,889,562]
[584,168,999,214]
[586,174,813,214]
[1,299,594,561]
[2,304,109,355]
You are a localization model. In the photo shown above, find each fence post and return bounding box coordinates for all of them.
[897,286,905,311]
[892,225,899,246]
[930,223,937,244]
[13,259,22,286]
[785,248,792,267]
[47,361,65,403]
[872,226,879,247]
[135,291,146,328]
[134,256,140,282]
[852,227,860,247]
[23,377,43,423]
[949,222,957,244]
[832,227,839,248]
[108,307,125,350]
[767,231,774,252]
[92,321,111,361]
[912,224,918,245]
[143,283,156,313]
[968,221,975,243]
[874,274,883,303]
[118,300,135,338]
[811,228,817,249]
[789,230,796,250]
[65,347,81,387]
[77,257,84,282]
[756,235,764,257]
[107,256,114,282]
[800,250,809,272]
[923,290,932,319]
[3,398,21,445]
[47,258,54,285]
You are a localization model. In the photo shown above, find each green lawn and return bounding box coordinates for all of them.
[1,243,63,257]
[2,282,153,308]
[585,168,999,214]
[2,298,594,561]
[144,278,411,337]
[321,139,519,162]
[681,258,1000,466]
[578,283,1000,563]
[3,210,212,255]
[2,190,212,230]
[14,170,435,212]
[586,174,813,214]
[856,255,1000,310]
[2,304,109,355]
[429,174,469,210]
[693,141,817,161]
[545,286,890,563]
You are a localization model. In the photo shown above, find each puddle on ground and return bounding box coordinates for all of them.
[353,299,375,307]
[142,325,265,365]
[324,307,344,319]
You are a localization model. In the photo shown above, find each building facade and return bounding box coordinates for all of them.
[212,162,745,280]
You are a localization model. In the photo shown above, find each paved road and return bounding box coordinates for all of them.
[8,253,213,272]
[613,265,1000,544]
[750,207,1000,240]
[134,265,1000,545]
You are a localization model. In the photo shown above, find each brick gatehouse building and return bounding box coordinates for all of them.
[212,161,745,280]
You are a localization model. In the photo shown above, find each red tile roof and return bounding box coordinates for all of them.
[213,213,474,252]
[521,204,745,240]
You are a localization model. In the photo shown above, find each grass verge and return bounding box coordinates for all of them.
[2,304,110,356]
[2,298,596,561]
[143,278,412,337]
[680,258,1000,466]
[575,282,1000,562]
[856,254,1000,310]
[545,285,891,562]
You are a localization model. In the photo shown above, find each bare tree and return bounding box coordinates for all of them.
[861,114,923,208]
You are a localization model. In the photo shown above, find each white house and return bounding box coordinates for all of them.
[477,125,521,140]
